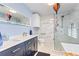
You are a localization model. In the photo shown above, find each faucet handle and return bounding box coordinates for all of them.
[22,32,27,36]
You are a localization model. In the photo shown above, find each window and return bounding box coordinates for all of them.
[68,23,77,38]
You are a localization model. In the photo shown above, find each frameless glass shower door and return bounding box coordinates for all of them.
[54,4,79,52]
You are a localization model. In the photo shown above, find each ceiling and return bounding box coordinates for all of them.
[26,3,78,17]
[26,3,51,16]
[0,3,79,18]
[58,3,77,16]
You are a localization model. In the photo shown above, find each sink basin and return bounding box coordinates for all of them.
[10,35,30,41]
[4,34,31,42]
[12,39,21,41]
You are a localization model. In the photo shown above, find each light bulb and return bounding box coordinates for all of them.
[9,9,16,13]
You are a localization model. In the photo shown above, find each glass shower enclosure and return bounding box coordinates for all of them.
[54,4,79,53]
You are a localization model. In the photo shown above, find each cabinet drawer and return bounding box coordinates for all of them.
[0,48,14,56]
[0,42,25,56]
[10,43,25,56]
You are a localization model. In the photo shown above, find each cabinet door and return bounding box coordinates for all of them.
[25,44,33,56]
[24,39,32,56]
[24,37,38,56]
[31,39,36,55]
[34,37,38,52]
[26,39,36,56]
[31,37,38,54]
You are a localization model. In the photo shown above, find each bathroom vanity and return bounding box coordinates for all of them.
[0,35,38,56]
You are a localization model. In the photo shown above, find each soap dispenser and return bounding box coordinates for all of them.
[29,30,32,35]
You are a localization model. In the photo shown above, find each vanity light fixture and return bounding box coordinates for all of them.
[48,3,60,14]
[53,3,60,14]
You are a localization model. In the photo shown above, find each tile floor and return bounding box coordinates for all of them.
[38,40,64,56]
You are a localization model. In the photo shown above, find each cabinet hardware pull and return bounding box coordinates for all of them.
[28,42,31,45]
[12,48,21,53]
[28,46,31,49]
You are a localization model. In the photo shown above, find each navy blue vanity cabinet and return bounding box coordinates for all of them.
[0,36,38,56]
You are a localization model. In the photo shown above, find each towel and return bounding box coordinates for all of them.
[64,52,79,56]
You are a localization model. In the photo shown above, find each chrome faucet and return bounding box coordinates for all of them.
[22,32,27,36]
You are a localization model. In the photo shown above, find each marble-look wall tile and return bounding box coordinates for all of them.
[39,16,54,42]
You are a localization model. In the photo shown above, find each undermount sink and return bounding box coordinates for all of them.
[11,35,30,41]
[3,34,31,42]
[12,39,21,41]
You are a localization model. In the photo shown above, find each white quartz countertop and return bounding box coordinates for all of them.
[0,35,37,52]
[61,42,79,53]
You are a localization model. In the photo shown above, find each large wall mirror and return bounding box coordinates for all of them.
[0,4,30,26]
